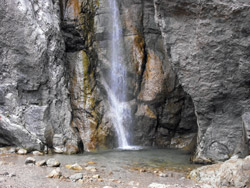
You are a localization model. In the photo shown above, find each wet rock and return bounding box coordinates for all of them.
[65,163,83,170]
[25,157,36,165]
[69,173,83,182]
[17,149,27,155]
[36,160,46,167]
[32,151,43,156]
[47,168,62,179]
[46,158,60,167]
[148,183,168,188]
[190,156,250,187]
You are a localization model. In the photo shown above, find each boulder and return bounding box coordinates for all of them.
[190,156,250,187]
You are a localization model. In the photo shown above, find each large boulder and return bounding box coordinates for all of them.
[190,156,250,187]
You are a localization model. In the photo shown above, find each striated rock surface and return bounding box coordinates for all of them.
[0,0,79,152]
[154,0,250,161]
[64,0,198,150]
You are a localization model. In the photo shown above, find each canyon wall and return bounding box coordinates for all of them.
[0,0,80,153]
[154,0,250,162]
[0,0,249,162]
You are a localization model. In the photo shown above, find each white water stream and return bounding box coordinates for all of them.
[107,0,134,149]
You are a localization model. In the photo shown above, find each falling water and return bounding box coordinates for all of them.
[107,0,133,149]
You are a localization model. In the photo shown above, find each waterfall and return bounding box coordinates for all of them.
[107,0,132,149]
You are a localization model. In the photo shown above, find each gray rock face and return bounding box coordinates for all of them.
[64,0,198,150]
[0,0,79,152]
[154,0,250,161]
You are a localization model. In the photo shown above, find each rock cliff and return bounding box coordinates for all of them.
[0,0,249,162]
[154,0,250,162]
[0,0,79,153]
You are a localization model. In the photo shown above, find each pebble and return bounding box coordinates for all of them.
[85,166,97,172]
[17,149,27,155]
[88,161,97,165]
[65,163,83,170]
[93,174,100,179]
[32,151,43,156]
[46,158,60,167]
[70,173,83,182]
[47,168,62,178]
[36,160,46,167]
[103,186,113,188]
[25,157,36,165]
[159,173,168,177]
[148,183,169,188]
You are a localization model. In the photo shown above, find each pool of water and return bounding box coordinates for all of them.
[47,148,201,173]
[1,148,201,174]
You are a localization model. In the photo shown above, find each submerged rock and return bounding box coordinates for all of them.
[46,158,60,167]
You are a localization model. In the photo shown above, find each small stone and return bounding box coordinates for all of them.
[65,163,83,170]
[8,173,16,177]
[109,171,113,175]
[69,173,83,182]
[25,157,36,165]
[46,158,60,167]
[140,169,146,172]
[8,147,16,153]
[129,181,135,186]
[98,178,104,182]
[93,174,100,179]
[1,172,9,176]
[85,166,97,172]
[36,160,46,166]
[47,168,62,178]
[17,148,27,155]
[78,179,84,183]
[179,177,185,180]
[148,183,168,188]
[32,151,43,156]
[88,161,97,165]
[159,173,168,177]
[0,161,7,165]
[103,186,113,188]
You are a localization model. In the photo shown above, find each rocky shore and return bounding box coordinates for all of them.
[0,147,203,188]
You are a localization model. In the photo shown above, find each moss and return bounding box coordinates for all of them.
[79,0,99,48]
